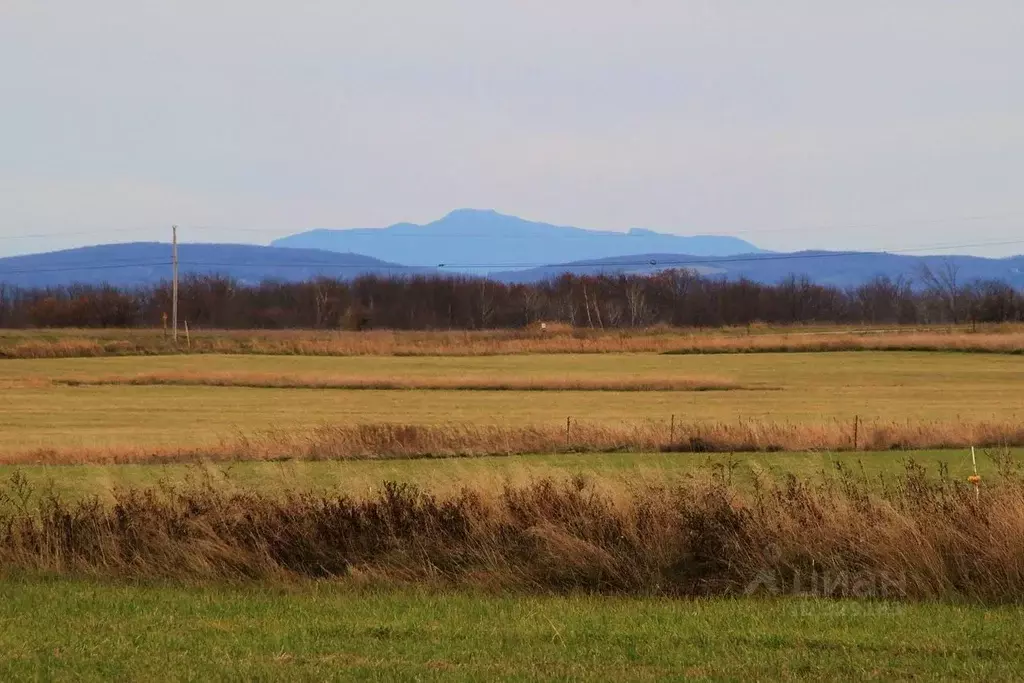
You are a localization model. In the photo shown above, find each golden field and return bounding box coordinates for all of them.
[0,351,1020,455]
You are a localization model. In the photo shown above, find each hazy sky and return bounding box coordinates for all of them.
[3,1,1023,257]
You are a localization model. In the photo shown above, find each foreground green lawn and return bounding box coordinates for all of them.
[0,577,1020,681]
[0,448,1012,502]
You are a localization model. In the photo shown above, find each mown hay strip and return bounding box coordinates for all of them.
[51,372,752,393]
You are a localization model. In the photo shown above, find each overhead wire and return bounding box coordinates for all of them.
[0,260,172,276]
[0,213,1021,278]
[3,210,1018,242]
[0,235,1021,279]
[0,227,165,241]
[185,211,1021,239]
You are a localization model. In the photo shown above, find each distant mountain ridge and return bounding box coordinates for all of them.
[0,243,426,288]
[271,209,763,271]
[2,209,1021,289]
[492,251,1024,288]
[1,241,1022,289]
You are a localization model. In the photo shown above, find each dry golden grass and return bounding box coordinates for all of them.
[664,330,1024,355]
[6,418,1023,466]
[2,351,1018,453]
[3,456,1024,602]
[3,324,1024,358]
[51,371,753,392]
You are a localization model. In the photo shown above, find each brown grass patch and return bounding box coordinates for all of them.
[2,457,1024,601]
[5,418,1023,466]
[2,325,1024,358]
[51,371,752,393]
[664,331,1024,355]
[0,338,143,359]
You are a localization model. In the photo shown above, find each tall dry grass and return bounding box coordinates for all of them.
[7,418,1024,465]
[2,456,1024,601]
[3,325,1024,358]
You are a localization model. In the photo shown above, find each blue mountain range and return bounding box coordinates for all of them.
[1,209,1021,289]
[491,251,1024,288]
[0,243,423,288]
[271,209,762,271]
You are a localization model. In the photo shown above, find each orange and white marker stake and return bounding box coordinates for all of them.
[968,446,981,502]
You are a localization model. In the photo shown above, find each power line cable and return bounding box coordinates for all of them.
[433,238,1024,270]
[0,261,171,276]
[0,227,165,241]
[186,211,1021,239]
[3,210,1019,242]
[152,238,1024,271]
[1,237,1022,278]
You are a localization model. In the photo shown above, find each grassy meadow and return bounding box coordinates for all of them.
[3,577,1023,681]
[1,448,1015,503]
[1,351,1021,453]
[2,329,1024,679]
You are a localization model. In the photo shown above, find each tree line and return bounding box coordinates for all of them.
[0,265,1021,330]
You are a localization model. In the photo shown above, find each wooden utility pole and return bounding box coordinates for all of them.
[172,225,179,343]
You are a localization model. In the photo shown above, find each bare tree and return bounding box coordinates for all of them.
[918,259,962,323]
[519,285,545,324]
[478,280,496,328]
[624,279,650,327]
[855,275,913,324]
[311,280,331,328]
[581,282,595,328]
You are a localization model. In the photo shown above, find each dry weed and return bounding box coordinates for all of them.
[1,458,1023,602]
[3,326,1024,358]
[4,418,1022,465]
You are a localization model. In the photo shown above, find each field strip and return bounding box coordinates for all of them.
[3,579,1021,681]
[6,449,1020,504]
[49,372,767,392]
[5,418,1023,465]
[3,326,1024,358]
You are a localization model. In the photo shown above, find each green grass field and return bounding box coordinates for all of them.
[2,577,1022,681]
[1,351,1021,451]
[1,448,1012,502]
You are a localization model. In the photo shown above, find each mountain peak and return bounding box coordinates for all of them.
[272,210,763,269]
[443,208,501,219]
[435,208,512,229]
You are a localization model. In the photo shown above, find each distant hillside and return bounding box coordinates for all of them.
[271,209,762,270]
[490,251,1024,288]
[0,243,426,288]
[3,241,1022,290]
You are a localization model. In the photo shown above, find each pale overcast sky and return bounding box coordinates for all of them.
[2,1,1023,257]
